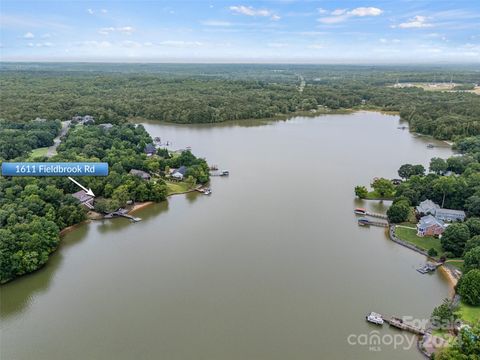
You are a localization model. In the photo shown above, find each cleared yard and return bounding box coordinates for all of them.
[395,226,443,254]
[166,181,192,195]
[458,302,480,325]
[28,147,49,159]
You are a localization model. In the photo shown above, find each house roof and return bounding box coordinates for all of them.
[435,209,466,218]
[129,169,151,179]
[418,215,445,228]
[176,166,187,175]
[144,143,156,154]
[416,199,440,214]
[71,190,93,203]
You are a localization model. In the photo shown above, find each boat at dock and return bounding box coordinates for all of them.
[104,208,142,222]
[354,207,367,215]
[203,188,212,195]
[416,263,438,274]
[366,312,384,325]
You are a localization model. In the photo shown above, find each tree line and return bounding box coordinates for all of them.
[1,67,479,140]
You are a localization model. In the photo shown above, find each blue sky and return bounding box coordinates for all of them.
[1,0,479,63]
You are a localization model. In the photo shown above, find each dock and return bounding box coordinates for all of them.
[385,317,426,335]
[417,262,441,274]
[104,208,141,222]
[366,313,426,335]
[358,217,389,227]
[365,211,388,219]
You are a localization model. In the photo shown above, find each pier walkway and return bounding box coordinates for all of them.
[104,208,141,222]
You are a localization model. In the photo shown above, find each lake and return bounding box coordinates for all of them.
[1,112,454,359]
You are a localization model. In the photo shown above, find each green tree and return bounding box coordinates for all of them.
[354,185,368,199]
[466,217,480,237]
[371,178,395,198]
[398,164,425,179]
[428,248,438,257]
[387,201,410,223]
[440,223,470,257]
[466,195,480,217]
[456,269,480,306]
[429,157,448,175]
[433,176,457,208]
[431,298,458,330]
[465,235,480,254]
[463,246,480,273]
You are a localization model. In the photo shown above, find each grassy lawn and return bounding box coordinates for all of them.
[166,181,192,195]
[365,190,395,200]
[445,259,464,272]
[395,226,443,254]
[458,302,480,325]
[28,147,49,159]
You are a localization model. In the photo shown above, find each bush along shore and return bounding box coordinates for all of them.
[0,120,209,283]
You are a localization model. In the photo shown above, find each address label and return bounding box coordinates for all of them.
[1,162,109,177]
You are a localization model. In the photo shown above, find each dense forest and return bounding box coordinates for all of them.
[1,64,479,140]
[0,120,208,283]
[0,119,60,159]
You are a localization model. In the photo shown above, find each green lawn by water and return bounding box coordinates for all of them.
[395,226,443,254]
[166,181,192,195]
[458,302,480,325]
[365,190,395,200]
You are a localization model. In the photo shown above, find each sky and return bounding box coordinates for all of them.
[0,0,479,63]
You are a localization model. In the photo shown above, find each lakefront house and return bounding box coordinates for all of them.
[416,199,466,222]
[416,215,446,237]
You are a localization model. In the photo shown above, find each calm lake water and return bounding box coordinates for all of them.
[1,112,454,360]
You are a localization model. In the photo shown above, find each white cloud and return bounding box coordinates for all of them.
[394,16,433,29]
[87,8,94,15]
[98,26,134,35]
[318,7,383,24]
[117,26,134,34]
[41,33,51,38]
[27,41,53,47]
[331,9,347,16]
[23,32,34,39]
[317,8,328,15]
[308,43,324,49]
[229,5,280,20]
[201,20,232,26]
[101,9,108,14]
[349,7,383,17]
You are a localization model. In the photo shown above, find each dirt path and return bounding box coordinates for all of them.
[47,120,70,157]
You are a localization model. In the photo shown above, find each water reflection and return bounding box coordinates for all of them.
[0,225,90,319]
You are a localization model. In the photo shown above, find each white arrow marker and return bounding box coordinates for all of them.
[68,177,95,197]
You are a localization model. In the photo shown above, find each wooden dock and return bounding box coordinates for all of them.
[365,211,388,220]
[385,317,426,335]
[367,312,426,336]
[104,209,141,222]
[358,218,389,227]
